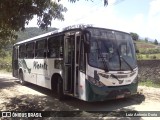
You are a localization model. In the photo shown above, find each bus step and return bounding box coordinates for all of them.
[64,91,74,96]
[65,93,74,96]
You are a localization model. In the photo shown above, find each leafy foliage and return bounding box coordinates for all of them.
[145,37,148,43]
[130,32,139,41]
[0,0,67,31]
[16,27,57,42]
[0,0,108,50]
[154,39,158,45]
[0,50,12,72]
[0,0,67,49]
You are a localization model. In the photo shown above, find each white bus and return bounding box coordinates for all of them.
[12,24,138,101]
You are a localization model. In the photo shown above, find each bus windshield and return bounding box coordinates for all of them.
[87,28,137,71]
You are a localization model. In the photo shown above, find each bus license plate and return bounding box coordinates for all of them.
[116,94,125,99]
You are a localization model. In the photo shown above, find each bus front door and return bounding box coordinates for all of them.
[64,32,80,96]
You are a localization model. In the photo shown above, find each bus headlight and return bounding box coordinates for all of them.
[88,76,105,87]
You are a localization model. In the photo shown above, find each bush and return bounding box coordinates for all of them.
[146,54,149,58]
[0,50,12,72]
[150,55,157,59]
[0,62,12,72]
[147,48,160,54]
[153,55,157,59]
[137,54,143,59]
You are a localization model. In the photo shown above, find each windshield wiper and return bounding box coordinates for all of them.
[116,48,133,72]
[120,56,134,72]
[116,49,122,71]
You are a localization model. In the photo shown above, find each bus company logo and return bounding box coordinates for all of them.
[33,61,48,70]
[19,59,31,74]
[2,112,11,117]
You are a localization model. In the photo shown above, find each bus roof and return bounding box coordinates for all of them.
[14,24,129,46]
[14,24,92,46]
[14,29,59,46]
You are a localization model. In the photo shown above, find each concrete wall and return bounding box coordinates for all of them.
[137,60,160,84]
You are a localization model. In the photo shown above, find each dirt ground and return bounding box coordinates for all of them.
[0,73,160,120]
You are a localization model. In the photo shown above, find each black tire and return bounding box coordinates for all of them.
[57,77,65,100]
[19,72,26,85]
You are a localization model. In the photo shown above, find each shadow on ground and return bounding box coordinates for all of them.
[3,94,143,120]
[24,82,145,111]
[1,77,145,119]
[8,82,145,119]
[0,77,18,89]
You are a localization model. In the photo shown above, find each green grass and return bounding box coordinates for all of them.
[136,53,160,60]
[135,40,160,60]
[139,80,160,88]
[135,40,158,47]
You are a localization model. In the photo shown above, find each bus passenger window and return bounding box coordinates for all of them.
[35,40,46,58]
[26,42,34,58]
[19,44,26,58]
[48,36,63,58]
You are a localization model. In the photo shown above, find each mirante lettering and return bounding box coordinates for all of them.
[33,61,48,70]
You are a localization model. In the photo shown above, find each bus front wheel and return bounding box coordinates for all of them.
[57,77,65,100]
[19,72,26,85]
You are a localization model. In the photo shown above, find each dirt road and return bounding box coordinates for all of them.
[0,73,160,120]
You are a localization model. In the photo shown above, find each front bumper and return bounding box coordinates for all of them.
[85,80,138,102]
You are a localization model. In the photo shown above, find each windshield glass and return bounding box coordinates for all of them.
[87,28,137,71]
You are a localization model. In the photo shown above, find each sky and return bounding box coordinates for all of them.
[26,0,160,42]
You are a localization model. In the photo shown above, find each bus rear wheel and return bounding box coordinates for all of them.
[19,72,26,85]
[57,77,65,100]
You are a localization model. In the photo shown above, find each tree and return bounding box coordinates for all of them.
[0,0,108,50]
[0,0,67,49]
[130,32,139,41]
[145,37,148,43]
[154,39,158,45]
[0,49,7,59]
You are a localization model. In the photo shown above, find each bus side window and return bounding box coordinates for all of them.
[26,42,34,58]
[19,44,26,58]
[48,36,63,58]
[35,39,46,58]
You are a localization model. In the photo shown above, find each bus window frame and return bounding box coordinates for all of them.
[79,37,86,73]
[19,44,26,59]
[26,42,35,59]
[35,38,47,59]
[47,35,63,58]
